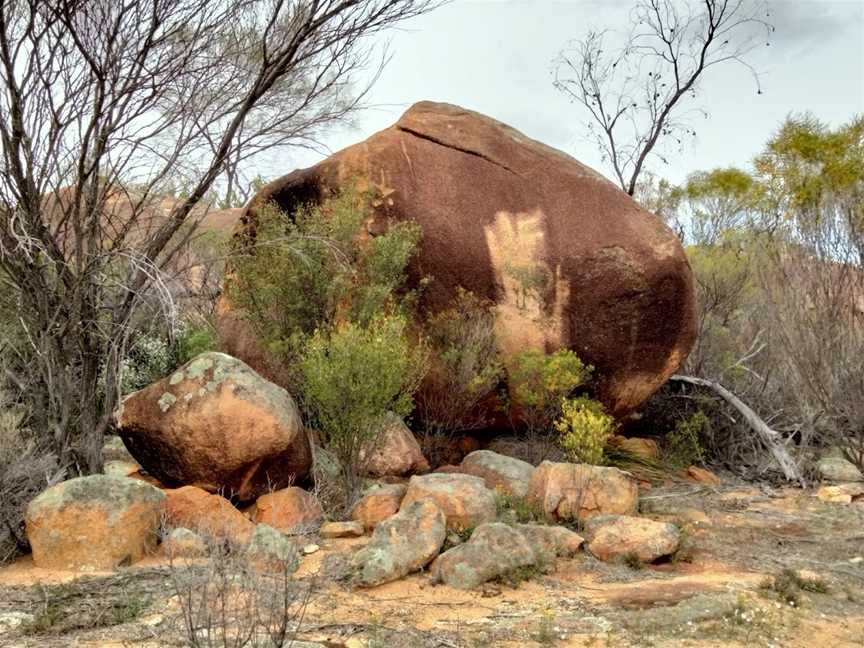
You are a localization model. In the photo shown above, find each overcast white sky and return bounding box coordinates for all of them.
[271,0,864,187]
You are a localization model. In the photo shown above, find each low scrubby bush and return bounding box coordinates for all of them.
[555,396,616,465]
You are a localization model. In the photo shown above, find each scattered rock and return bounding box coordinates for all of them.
[219,101,696,421]
[359,413,429,477]
[460,449,534,497]
[320,521,365,538]
[609,436,659,460]
[246,487,323,533]
[25,475,166,571]
[816,456,863,483]
[303,543,320,555]
[161,527,208,559]
[350,484,407,531]
[247,523,300,572]
[585,515,680,563]
[401,473,497,531]
[116,352,311,500]
[514,523,584,561]
[164,486,255,545]
[351,499,446,586]
[431,523,537,590]
[816,483,864,504]
[685,465,722,485]
[526,461,639,522]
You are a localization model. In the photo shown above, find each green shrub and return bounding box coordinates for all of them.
[300,315,426,504]
[555,396,616,465]
[664,410,708,468]
[419,288,503,440]
[176,324,217,365]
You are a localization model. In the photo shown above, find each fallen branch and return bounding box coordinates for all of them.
[669,374,804,485]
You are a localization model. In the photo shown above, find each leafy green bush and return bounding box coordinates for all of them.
[176,324,217,365]
[555,396,616,465]
[419,288,503,440]
[300,315,426,503]
[663,410,708,468]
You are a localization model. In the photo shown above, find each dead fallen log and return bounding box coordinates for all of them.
[669,374,804,485]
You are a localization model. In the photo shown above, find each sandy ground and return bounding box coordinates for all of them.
[1,482,863,648]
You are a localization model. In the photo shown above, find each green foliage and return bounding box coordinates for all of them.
[555,396,616,465]
[300,315,426,497]
[760,568,829,607]
[508,349,593,435]
[119,332,176,394]
[622,552,644,570]
[494,491,553,525]
[419,288,503,437]
[663,410,708,469]
[228,187,421,390]
[176,325,217,365]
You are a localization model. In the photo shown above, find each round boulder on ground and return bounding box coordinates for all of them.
[401,473,497,531]
[585,515,680,563]
[460,449,534,497]
[350,483,407,531]
[25,475,165,571]
[359,413,430,477]
[246,487,323,533]
[526,461,639,522]
[116,352,311,501]
[164,485,255,545]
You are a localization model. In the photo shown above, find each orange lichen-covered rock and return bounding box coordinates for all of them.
[25,475,165,571]
[116,352,310,501]
[163,486,255,545]
[400,473,497,531]
[526,461,639,523]
[359,414,429,477]
[585,515,680,563]
[218,101,696,421]
[246,487,322,533]
[351,484,407,531]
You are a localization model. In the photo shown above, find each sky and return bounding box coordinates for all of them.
[268,0,864,188]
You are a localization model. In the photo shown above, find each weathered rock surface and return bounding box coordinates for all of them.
[401,473,497,531]
[585,515,680,563]
[161,527,208,559]
[352,499,446,586]
[526,461,639,522]
[246,487,323,532]
[816,456,863,483]
[514,523,584,561]
[218,101,696,419]
[609,436,660,461]
[25,475,165,571]
[359,413,429,477]
[431,523,537,589]
[685,465,722,485]
[320,521,365,538]
[247,523,301,572]
[460,450,534,497]
[816,483,864,504]
[163,486,255,545]
[351,484,407,531]
[116,352,310,500]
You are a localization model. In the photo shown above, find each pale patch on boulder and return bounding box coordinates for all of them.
[247,523,300,572]
[460,450,534,497]
[161,527,208,559]
[401,473,497,531]
[816,456,863,483]
[320,521,365,538]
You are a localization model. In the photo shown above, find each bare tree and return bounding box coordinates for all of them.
[0,0,444,475]
[553,0,772,196]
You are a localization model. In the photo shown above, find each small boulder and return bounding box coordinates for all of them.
[401,473,497,531]
[816,456,863,483]
[359,413,429,477]
[460,450,534,497]
[246,487,323,533]
[585,515,680,563]
[526,461,639,522]
[25,475,165,571]
[685,466,722,485]
[431,523,537,590]
[816,483,864,504]
[320,521,365,538]
[164,486,255,545]
[350,484,407,531]
[247,524,301,572]
[351,499,446,586]
[514,524,584,561]
[610,436,659,460]
[116,352,311,501]
[161,527,208,559]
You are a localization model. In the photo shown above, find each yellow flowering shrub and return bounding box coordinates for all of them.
[555,396,616,465]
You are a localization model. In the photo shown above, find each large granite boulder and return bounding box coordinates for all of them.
[460,449,534,497]
[116,352,310,501]
[217,101,696,419]
[400,473,497,531]
[25,475,165,571]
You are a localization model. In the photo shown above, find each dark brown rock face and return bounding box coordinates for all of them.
[218,101,696,417]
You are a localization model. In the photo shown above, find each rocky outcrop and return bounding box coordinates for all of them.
[246,487,323,533]
[116,352,310,500]
[359,414,429,477]
[351,499,446,586]
[401,473,497,531]
[526,461,639,522]
[460,450,534,497]
[585,515,680,563]
[350,484,407,531]
[163,486,255,545]
[218,101,696,419]
[25,476,165,571]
